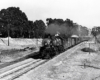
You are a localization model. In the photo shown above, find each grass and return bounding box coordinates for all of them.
[0,47,36,62]
[0,47,36,56]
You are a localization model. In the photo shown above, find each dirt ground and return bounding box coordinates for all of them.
[16,41,100,80]
[40,43,100,80]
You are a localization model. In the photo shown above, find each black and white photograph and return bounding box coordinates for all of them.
[0,0,100,80]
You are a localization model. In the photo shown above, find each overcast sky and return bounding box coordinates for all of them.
[0,0,100,28]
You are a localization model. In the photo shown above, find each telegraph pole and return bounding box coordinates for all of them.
[8,24,10,46]
[0,19,10,46]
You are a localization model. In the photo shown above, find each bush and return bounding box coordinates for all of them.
[81,48,95,52]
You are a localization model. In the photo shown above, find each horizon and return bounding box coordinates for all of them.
[0,0,100,29]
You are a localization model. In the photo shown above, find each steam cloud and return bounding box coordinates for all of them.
[45,23,76,37]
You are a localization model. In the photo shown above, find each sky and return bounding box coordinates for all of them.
[0,0,100,28]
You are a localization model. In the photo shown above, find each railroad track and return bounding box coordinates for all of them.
[0,58,47,80]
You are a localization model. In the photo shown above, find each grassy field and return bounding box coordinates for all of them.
[0,45,37,62]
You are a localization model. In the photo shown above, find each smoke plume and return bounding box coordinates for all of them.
[45,23,73,37]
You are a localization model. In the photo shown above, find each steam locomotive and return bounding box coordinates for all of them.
[39,33,65,59]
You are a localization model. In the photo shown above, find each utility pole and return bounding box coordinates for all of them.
[0,19,10,46]
[8,24,10,46]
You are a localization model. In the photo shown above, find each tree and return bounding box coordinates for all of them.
[27,21,34,38]
[65,18,74,27]
[0,7,28,38]
[91,27,100,43]
[33,20,46,38]
[46,18,54,25]
[91,27,100,37]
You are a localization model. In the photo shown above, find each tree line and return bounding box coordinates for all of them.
[0,7,46,38]
[0,7,89,38]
